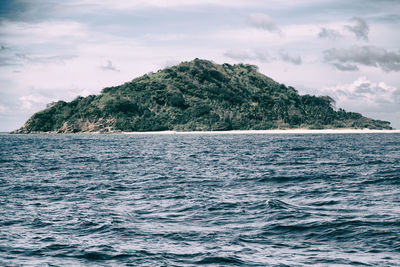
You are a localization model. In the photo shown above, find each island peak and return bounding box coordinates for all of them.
[13,59,392,133]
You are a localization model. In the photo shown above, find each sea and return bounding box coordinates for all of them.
[1,133,399,266]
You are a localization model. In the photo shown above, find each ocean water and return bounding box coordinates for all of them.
[1,133,399,266]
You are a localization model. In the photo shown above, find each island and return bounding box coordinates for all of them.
[13,59,392,133]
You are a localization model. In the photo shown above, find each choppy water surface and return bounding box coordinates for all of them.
[1,133,399,266]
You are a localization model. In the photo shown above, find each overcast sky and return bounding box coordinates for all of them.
[1,0,399,131]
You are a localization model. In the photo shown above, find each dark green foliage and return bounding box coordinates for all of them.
[103,98,140,116]
[15,59,392,133]
[189,104,211,118]
[167,92,186,108]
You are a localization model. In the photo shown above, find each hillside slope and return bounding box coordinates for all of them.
[14,59,392,133]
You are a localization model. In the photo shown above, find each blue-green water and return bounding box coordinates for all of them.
[1,133,399,266]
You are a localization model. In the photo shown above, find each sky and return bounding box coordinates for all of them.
[0,0,399,131]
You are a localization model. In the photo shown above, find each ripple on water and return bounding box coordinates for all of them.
[0,133,400,266]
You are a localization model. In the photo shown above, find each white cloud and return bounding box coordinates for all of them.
[247,14,281,33]
[16,84,95,113]
[318,27,342,40]
[163,59,180,68]
[224,49,254,61]
[211,27,311,52]
[344,17,369,41]
[0,104,6,114]
[67,0,256,11]
[0,20,88,43]
[19,94,53,110]
[212,23,326,47]
[100,60,120,72]
[324,46,400,72]
[73,0,334,10]
[253,50,271,63]
[224,49,301,65]
[16,53,76,65]
[322,77,400,112]
[331,63,359,71]
[211,27,281,45]
[142,33,187,42]
[279,52,302,65]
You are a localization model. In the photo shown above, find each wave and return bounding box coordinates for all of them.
[194,256,245,265]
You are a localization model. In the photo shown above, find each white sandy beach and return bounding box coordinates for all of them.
[121,129,400,135]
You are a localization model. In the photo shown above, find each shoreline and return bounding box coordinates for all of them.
[121,129,400,135]
[7,129,400,135]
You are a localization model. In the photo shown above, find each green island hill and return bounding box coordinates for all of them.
[13,59,392,133]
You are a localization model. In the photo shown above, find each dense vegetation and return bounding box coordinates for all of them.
[14,59,392,133]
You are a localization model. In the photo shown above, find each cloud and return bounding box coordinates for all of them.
[376,13,400,23]
[100,60,120,72]
[225,49,300,64]
[0,20,88,41]
[247,13,281,33]
[331,63,359,71]
[163,59,180,68]
[1,0,400,130]
[19,94,53,110]
[279,52,302,65]
[65,0,329,12]
[0,0,360,26]
[0,56,20,67]
[318,27,342,40]
[0,104,6,114]
[0,44,18,66]
[322,77,400,112]
[344,17,369,41]
[224,50,254,61]
[15,85,94,112]
[323,46,400,72]
[71,0,246,11]
[224,49,271,63]
[15,53,76,65]
[0,52,75,67]
[253,50,271,63]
